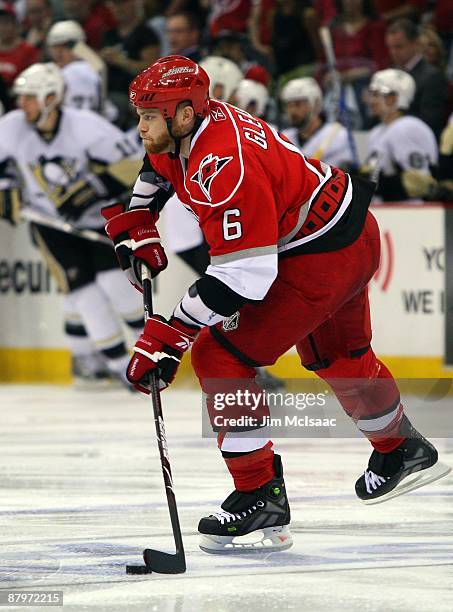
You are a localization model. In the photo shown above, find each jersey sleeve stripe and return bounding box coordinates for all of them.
[210,245,277,265]
[278,202,310,247]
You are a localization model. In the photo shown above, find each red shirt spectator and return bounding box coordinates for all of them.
[62,0,116,50]
[432,0,453,36]
[0,2,39,87]
[373,0,427,21]
[209,0,252,37]
[332,19,390,73]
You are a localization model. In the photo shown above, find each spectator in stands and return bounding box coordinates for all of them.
[365,69,437,202]
[373,0,427,23]
[62,0,117,50]
[248,0,277,58]
[325,0,390,126]
[272,1,317,77]
[100,0,160,126]
[210,29,272,74]
[167,11,201,61]
[0,2,39,88]
[419,26,447,71]
[385,19,448,138]
[22,0,53,52]
[204,0,252,38]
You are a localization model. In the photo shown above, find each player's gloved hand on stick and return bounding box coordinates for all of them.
[101,203,167,291]
[127,315,199,393]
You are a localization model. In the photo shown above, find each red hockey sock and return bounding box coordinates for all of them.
[224,442,275,492]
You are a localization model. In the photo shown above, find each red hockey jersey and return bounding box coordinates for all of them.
[130,99,369,309]
[150,100,351,252]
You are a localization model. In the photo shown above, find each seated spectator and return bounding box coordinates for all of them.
[100,0,160,126]
[22,0,53,52]
[46,20,104,112]
[419,26,447,71]
[0,2,39,88]
[385,19,448,138]
[373,0,427,23]
[62,0,117,50]
[166,11,201,61]
[204,0,252,38]
[272,1,317,78]
[365,69,437,202]
[210,29,272,74]
[248,0,277,58]
[280,77,356,168]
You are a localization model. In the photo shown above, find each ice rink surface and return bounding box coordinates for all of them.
[0,385,452,612]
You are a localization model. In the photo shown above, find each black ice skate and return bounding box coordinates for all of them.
[356,415,451,504]
[198,454,292,554]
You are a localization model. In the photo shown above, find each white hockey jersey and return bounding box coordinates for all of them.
[62,60,103,112]
[0,107,137,228]
[282,122,353,167]
[367,115,438,180]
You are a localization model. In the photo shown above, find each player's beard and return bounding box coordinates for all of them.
[142,130,173,154]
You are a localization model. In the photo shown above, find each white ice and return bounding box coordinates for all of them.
[0,385,452,612]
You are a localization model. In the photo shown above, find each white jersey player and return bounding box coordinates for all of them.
[234,78,272,123]
[280,77,354,168]
[47,20,104,113]
[366,69,438,202]
[0,63,143,385]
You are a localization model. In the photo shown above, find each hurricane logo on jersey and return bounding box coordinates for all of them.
[190,153,233,202]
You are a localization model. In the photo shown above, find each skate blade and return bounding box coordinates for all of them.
[199,525,293,555]
[362,461,451,505]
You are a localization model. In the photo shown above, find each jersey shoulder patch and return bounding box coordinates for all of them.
[185,102,243,206]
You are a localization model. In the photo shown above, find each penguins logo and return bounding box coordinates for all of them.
[190,153,233,201]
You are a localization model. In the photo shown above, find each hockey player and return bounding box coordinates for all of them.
[102,56,450,553]
[157,55,243,275]
[0,63,144,385]
[402,113,453,201]
[280,77,354,168]
[46,20,105,113]
[234,78,269,120]
[365,69,438,202]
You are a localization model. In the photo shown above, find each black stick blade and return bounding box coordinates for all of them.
[143,548,186,574]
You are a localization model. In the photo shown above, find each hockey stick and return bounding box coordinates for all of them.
[21,208,112,246]
[126,265,186,575]
[319,26,360,169]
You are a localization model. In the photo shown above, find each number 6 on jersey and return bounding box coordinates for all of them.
[223,209,242,241]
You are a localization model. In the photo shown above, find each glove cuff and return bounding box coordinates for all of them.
[104,207,156,240]
[169,316,200,339]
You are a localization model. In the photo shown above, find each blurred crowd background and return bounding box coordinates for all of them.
[0,0,451,200]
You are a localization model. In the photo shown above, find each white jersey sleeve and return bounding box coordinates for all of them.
[368,116,438,177]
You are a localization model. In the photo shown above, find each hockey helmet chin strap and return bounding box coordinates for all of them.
[166,114,204,159]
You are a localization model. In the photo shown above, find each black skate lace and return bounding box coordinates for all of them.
[364,470,387,494]
[211,500,265,525]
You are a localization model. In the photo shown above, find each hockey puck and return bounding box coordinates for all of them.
[126,564,153,575]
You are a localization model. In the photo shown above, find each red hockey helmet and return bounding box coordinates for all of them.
[129,55,210,120]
